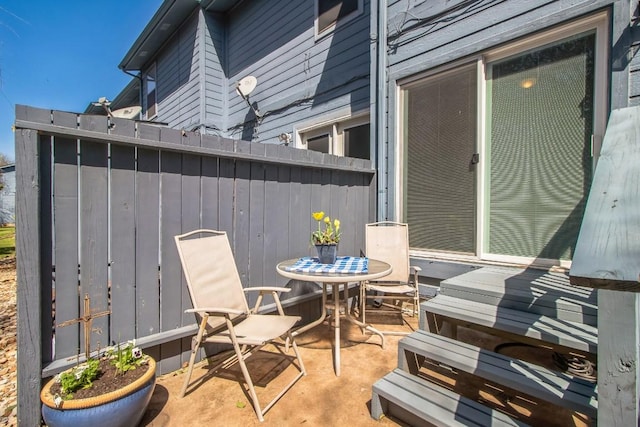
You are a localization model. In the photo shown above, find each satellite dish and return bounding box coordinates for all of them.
[236,76,258,97]
[111,106,142,119]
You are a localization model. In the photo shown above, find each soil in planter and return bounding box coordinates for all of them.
[49,359,148,400]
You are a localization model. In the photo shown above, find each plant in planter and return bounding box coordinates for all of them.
[311,211,341,263]
[40,340,156,427]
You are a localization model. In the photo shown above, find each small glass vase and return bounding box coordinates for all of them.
[315,244,337,264]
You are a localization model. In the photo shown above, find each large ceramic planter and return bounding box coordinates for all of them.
[315,244,338,264]
[40,357,156,427]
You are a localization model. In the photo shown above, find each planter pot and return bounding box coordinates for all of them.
[315,244,338,264]
[41,357,156,427]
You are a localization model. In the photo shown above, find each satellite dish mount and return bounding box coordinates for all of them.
[236,76,262,120]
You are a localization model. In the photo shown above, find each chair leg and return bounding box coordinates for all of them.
[235,345,264,421]
[289,331,306,376]
[180,341,199,398]
[180,317,208,398]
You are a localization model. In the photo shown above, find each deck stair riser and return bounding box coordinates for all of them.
[420,295,598,354]
[371,369,530,427]
[398,330,597,419]
[440,267,597,326]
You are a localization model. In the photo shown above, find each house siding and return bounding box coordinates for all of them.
[139,1,371,143]
[629,45,640,105]
[150,10,201,131]
[203,11,226,131]
[225,0,371,143]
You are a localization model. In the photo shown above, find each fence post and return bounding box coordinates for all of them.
[16,127,42,426]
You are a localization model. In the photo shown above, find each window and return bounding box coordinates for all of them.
[299,115,370,159]
[342,122,370,159]
[307,134,331,153]
[145,63,157,119]
[399,13,608,266]
[403,65,477,254]
[315,0,362,37]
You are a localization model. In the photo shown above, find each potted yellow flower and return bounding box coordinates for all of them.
[311,211,341,263]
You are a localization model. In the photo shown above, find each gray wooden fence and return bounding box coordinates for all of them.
[15,105,375,426]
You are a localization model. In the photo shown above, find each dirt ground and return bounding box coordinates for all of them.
[0,266,592,426]
[0,258,17,427]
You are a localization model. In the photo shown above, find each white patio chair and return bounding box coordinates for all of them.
[359,221,421,335]
[175,229,306,422]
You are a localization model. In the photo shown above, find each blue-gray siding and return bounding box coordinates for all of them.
[204,12,226,130]
[225,0,371,143]
[147,1,371,144]
[153,10,201,131]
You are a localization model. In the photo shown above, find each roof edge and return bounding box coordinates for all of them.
[119,0,199,71]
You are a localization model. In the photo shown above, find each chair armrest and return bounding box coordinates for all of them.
[244,287,290,315]
[185,307,245,316]
[243,287,292,294]
[410,265,422,273]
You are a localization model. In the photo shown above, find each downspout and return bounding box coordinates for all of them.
[372,0,387,220]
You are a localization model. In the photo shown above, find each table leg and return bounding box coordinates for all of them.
[291,283,329,337]
[333,283,341,376]
[343,283,386,349]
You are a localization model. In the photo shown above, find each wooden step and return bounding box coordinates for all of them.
[398,330,597,418]
[371,368,530,427]
[440,266,597,326]
[420,294,597,353]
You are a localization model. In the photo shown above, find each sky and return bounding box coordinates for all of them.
[0,1,164,162]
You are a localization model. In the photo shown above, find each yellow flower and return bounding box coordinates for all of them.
[311,211,341,245]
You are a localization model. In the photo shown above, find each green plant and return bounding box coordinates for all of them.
[311,211,341,245]
[52,341,148,403]
[57,358,101,398]
[106,341,147,375]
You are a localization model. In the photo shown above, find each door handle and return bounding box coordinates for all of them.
[471,153,480,164]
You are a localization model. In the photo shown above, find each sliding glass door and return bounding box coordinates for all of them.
[400,13,606,264]
[485,33,595,260]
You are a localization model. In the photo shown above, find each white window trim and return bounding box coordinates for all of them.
[314,0,363,40]
[396,11,609,269]
[296,110,369,157]
[145,63,158,120]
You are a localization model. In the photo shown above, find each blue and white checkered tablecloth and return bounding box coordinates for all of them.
[285,256,369,274]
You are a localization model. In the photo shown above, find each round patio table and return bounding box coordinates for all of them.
[276,258,392,376]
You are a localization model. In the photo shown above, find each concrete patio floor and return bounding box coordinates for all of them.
[140,315,409,427]
[139,312,592,427]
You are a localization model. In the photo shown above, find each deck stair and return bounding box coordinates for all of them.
[371,265,598,425]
